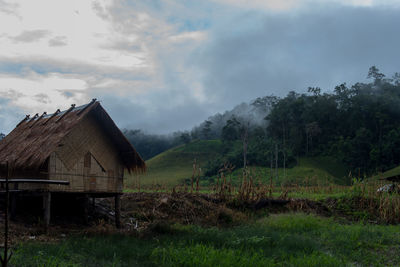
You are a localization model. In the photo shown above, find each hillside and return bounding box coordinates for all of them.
[125,140,349,189]
[367,165,400,183]
[223,157,349,187]
[125,140,224,188]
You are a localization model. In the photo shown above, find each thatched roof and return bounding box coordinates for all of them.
[0,99,145,172]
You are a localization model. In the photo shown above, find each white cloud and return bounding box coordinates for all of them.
[0,0,144,68]
[0,73,88,114]
[169,31,208,43]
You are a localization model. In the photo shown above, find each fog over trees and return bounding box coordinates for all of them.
[113,67,400,176]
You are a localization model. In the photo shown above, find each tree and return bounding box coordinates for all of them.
[251,95,277,113]
[202,120,213,139]
[367,66,385,85]
[307,87,321,96]
[305,122,321,155]
[0,133,4,140]
[180,132,191,144]
[393,73,400,86]
[221,117,241,142]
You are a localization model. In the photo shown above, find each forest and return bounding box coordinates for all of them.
[125,66,400,177]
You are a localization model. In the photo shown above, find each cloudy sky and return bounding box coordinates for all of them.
[0,0,399,134]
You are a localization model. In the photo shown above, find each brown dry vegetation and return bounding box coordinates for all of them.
[0,179,399,249]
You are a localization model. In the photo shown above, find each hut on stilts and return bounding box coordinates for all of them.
[0,99,145,228]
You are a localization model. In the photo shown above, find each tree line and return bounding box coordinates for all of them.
[125,66,400,177]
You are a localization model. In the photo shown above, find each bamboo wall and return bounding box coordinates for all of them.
[17,113,124,193]
[48,152,123,193]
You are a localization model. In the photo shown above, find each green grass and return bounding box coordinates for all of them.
[126,140,349,188]
[125,140,224,188]
[369,165,400,182]
[11,213,400,266]
[211,157,349,187]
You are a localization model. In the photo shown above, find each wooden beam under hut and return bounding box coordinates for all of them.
[0,179,70,185]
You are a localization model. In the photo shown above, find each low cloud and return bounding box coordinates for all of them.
[0,0,19,17]
[34,93,50,104]
[12,29,50,43]
[48,36,67,47]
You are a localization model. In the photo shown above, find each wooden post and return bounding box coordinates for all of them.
[115,194,121,229]
[83,194,89,225]
[43,192,51,232]
[1,162,10,267]
[10,194,16,220]
[10,184,18,220]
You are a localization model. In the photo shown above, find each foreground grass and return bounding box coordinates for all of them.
[11,213,400,266]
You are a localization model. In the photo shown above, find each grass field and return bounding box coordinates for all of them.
[13,141,399,266]
[11,213,400,266]
[125,140,224,188]
[368,165,400,182]
[125,139,349,189]
[215,157,349,187]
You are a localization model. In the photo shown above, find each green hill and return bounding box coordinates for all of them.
[367,165,400,183]
[125,140,224,188]
[224,157,349,187]
[125,140,349,189]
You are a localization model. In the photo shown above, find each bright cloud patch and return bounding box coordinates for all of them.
[0,0,144,68]
[0,73,87,116]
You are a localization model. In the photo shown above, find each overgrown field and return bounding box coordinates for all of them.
[125,140,224,188]
[10,213,400,267]
[125,140,351,190]
[10,138,400,266]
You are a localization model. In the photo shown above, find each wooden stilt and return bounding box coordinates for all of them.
[10,194,16,220]
[83,194,89,225]
[115,194,121,229]
[43,192,51,232]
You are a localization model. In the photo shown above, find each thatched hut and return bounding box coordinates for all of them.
[0,99,145,227]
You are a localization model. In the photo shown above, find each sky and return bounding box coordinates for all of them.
[0,0,400,134]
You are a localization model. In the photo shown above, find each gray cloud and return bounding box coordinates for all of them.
[0,0,19,17]
[34,93,50,104]
[48,36,67,47]
[12,30,50,43]
[100,93,212,134]
[0,88,24,100]
[193,6,400,109]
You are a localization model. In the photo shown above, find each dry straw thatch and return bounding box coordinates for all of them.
[0,99,145,173]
